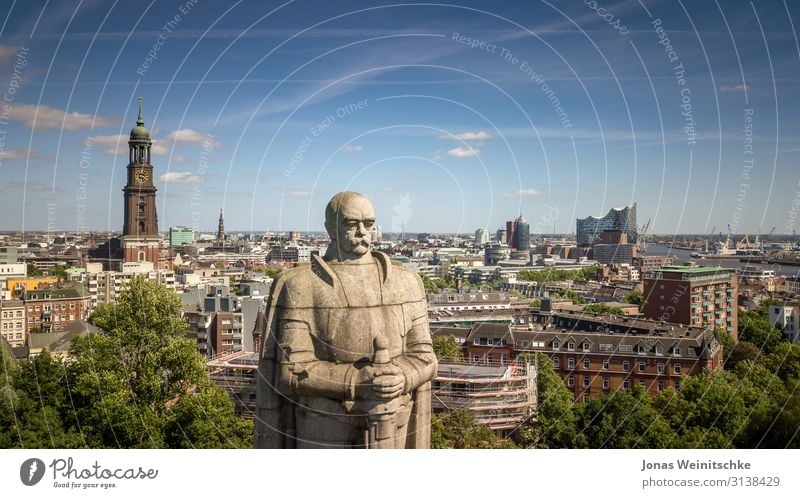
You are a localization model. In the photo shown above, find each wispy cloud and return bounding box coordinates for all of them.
[441,131,492,141]
[7,180,50,191]
[0,147,51,161]
[341,144,364,153]
[9,103,114,130]
[502,188,542,198]
[159,172,203,183]
[166,128,220,147]
[0,44,20,65]
[447,146,480,158]
[91,129,218,156]
[287,190,312,198]
[720,84,749,93]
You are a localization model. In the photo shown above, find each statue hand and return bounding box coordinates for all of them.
[355,364,405,400]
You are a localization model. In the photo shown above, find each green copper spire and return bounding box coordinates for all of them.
[137,95,144,126]
[130,95,150,140]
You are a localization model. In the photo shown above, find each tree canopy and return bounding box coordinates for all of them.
[1,277,252,448]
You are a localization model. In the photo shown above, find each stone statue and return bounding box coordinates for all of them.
[254,191,437,448]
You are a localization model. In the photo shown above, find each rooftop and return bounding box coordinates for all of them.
[656,265,734,275]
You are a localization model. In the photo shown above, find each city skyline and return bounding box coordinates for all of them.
[1,1,799,235]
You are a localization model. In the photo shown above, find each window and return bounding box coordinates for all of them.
[637,344,646,354]
[487,338,494,346]
[567,341,575,351]
[473,338,480,345]
[553,357,560,368]
[657,363,665,373]
[567,376,574,387]
[623,378,630,389]
[674,364,682,374]
[552,340,560,350]
[582,342,590,352]
[639,362,646,372]
[473,354,480,363]
[655,345,663,355]
[675,381,681,390]
[583,376,590,387]
[486,354,493,365]
[623,361,630,371]
[583,359,590,369]
[640,380,646,387]
[501,354,508,366]
[672,347,681,356]
[568,358,575,369]
[603,359,609,369]
[658,381,665,392]
[603,377,609,389]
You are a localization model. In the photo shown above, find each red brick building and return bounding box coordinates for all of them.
[23,284,92,333]
[643,265,738,339]
[433,311,724,401]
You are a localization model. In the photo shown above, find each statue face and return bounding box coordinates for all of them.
[327,195,375,257]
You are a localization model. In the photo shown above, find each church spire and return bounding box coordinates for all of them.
[217,209,225,244]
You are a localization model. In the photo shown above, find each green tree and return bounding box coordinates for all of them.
[431,409,516,449]
[516,353,578,448]
[575,387,674,448]
[723,340,762,371]
[26,264,43,277]
[69,277,252,448]
[622,291,644,306]
[738,308,785,355]
[555,289,586,305]
[49,265,69,280]
[655,370,746,447]
[432,335,463,362]
[584,303,622,316]
[420,274,438,295]
[763,342,800,383]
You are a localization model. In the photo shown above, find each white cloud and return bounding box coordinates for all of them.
[441,131,492,141]
[165,128,220,147]
[447,146,480,158]
[383,186,395,192]
[90,134,129,155]
[502,188,542,198]
[288,190,312,198]
[720,84,748,93]
[9,103,114,130]
[341,144,364,153]
[159,172,203,183]
[0,147,49,161]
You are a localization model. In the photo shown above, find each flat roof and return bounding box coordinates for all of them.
[656,265,734,274]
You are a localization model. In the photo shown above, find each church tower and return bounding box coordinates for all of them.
[217,209,225,244]
[121,97,163,267]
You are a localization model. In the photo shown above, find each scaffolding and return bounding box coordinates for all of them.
[206,349,259,419]
[432,361,537,433]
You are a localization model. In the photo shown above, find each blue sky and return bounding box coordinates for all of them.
[1,0,799,236]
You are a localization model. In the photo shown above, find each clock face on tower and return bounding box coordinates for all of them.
[134,169,149,184]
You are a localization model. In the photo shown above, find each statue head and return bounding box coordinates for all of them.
[324,191,375,261]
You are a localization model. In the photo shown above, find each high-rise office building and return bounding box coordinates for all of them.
[474,229,489,245]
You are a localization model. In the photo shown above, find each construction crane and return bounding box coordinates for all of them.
[638,218,651,253]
